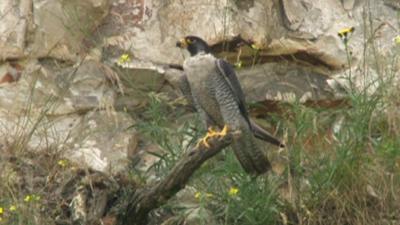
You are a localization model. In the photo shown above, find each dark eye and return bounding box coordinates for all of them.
[186,38,193,44]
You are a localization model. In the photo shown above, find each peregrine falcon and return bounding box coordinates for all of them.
[176,36,284,175]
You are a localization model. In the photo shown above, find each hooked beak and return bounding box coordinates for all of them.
[176,38,188,48]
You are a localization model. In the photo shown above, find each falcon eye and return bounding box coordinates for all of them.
[186,38,193,44]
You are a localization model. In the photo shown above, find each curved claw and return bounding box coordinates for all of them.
[196,125,229,149]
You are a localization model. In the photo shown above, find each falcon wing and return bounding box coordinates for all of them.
[215,59,285,148]
[215,59,251,125]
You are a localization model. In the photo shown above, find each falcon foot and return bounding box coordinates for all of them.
[197,125,229,148]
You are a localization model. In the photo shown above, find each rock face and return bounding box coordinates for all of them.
[0,59,136,174]
[101,0,395,66]
[0,0,399,173]
[239,63,336,104]
[0,0,109,61]
[102,0,398,102]
[65,110,135,173]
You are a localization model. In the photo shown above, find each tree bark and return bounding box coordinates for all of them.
[115,131,237,225]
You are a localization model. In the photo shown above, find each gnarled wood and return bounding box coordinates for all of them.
[115,131,237,225]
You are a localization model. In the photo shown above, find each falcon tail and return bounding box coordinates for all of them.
[250,120,285,148]
[231,129,271,175]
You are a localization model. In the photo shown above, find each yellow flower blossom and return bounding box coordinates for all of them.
[251,44,260,50]
[118,54,131,64]
[57,159,68,167]
[24,194,40,202]
[338,27,355,38]
[33,195,41,201]
[228,187,239,196]
[24,195,32,202]
[195,191,213,200]
[234,61,243,68]
[9,205,16,211]
[194,191,201,199]
[395,35,400,45]
[0,207,3,214]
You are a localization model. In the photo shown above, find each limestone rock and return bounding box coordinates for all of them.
[384,0,400,9]
[238,62,336,104]
[0,0,110,61]
[0,62,23,84]
[100,0,398,95]
[56,60,116,114]
[30,0,109,60]
[65,110,136,174]
[0,0,29,59]
[0,59,137,174]
[0,59,116,116]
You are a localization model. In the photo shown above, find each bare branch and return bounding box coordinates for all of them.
[115,131,236,225]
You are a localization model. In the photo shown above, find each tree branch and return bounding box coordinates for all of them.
[116,131,237,225]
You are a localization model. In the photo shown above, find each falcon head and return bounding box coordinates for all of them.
[176,36,211,56]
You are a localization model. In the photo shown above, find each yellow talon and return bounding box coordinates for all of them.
[197,125,229,149]
[219,125,228,136]
[200,136,211,148]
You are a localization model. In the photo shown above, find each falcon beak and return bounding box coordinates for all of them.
[176,38,188,48]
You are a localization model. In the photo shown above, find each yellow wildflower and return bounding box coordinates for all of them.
[0,207,3,214]
[9,205,16,211]
[338,27,355,38]
[195,191,213,200]
[24,194,40,202]
[194,191,201,199]
[118,54,131,64]
[234,61,243,68]
[24,195,31,202]
[57,159,68,167]
[394,35,400,45]
[33,195,40,201]
[228,187,239,196]
[251,43,260,50]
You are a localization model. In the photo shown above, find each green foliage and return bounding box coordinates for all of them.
[134,92,203,177]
